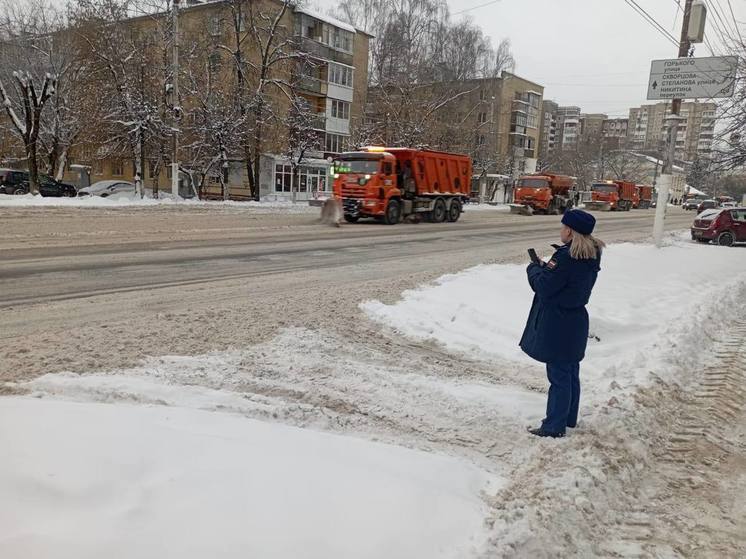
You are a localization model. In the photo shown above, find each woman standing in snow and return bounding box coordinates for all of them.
[520,209,604,438]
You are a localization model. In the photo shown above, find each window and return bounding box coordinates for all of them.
[325,133,347,153]
[731,210,746,222]
[477,134,485,146]
[148,160,158,179]
[478,112,487,124]
[111,160,124,176]
[479,90,486,101]
[208,52,222,74]
[209,16,222,37]
[273,164,328,193]
[329,63,353,87]
[331,99,350,120]
[93,161,104,175]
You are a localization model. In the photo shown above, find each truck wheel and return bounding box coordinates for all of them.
[344,214,359,223]
[431,198,446,223]
[383,199,401,225]
[446,200,461,222]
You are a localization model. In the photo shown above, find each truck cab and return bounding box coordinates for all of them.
[512,173,575,215]
[332,150,400,222]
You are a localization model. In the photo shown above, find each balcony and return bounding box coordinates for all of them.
[297,75,328,96]
[295,36,354,66]
[310,113,327,131]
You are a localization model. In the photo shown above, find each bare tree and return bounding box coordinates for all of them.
[0,0,61,193]
[284,96,322,202]
[180,39,248,200]
[221,0,299,200]
[70,0,172,198]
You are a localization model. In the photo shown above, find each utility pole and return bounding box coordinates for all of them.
[653,0,693,247]
[171,0,181,198]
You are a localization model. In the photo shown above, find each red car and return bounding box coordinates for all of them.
[691,208,746,246]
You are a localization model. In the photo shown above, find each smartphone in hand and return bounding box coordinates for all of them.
[527,248,543,265]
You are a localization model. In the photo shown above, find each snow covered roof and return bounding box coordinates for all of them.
[295,7,356,34]
[685,185,706,196]
[631,153,685,173]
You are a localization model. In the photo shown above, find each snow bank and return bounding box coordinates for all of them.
[363,234,746,400]
[0,193,317,212]
[463,203,511,212]
[0,397,494,559]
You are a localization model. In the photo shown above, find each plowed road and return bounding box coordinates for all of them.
[1,207,693,308]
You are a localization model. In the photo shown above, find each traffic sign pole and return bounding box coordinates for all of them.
[653,0,694,248]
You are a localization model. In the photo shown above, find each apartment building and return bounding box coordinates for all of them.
[628,101,716,161]
[20,1,372,200]
[556,106,581,150]
[579,113,607,140]
[368,71,544,178]
[499,72,544,176]
[602,118,629,139]
[538,100,558,159]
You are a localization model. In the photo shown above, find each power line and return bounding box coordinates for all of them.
[622,0,680,47]
[711,0,740,39]
[703,0,738,46]
[725,0,744,45]
[452,0,501,16]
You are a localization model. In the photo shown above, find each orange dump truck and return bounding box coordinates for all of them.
[586,180,636,211]
[635,185,653,209]
[510,173,576,215]
[332,147,472,224]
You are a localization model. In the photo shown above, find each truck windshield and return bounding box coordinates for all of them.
[517,179,549,188]
[333,160,380,174]
[592,184,617,193]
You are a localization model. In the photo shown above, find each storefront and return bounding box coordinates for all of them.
[270,157,331,201]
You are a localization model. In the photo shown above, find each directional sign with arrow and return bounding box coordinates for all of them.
[647,56,737,100]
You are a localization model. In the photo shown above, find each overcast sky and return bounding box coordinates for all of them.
[314,0,745,117]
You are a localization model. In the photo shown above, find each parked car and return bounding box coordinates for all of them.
[691,207,746,246]
[721,201,737,209]
[682,199,701,211]
[78,180,135,197]
[0,168,30,195]
[696,199,718,213]
[1,170,77,197]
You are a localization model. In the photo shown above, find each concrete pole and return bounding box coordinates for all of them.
[171,0,181,198]
[653,0,693,247]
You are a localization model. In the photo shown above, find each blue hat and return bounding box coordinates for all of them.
[562,209,596,235]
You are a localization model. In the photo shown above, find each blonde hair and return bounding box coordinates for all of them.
[569,233,605,260]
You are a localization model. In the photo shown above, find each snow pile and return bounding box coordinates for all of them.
[463,203,512,212]
[363,234,746,400]
[0,193,317,212]
[0,396,495,559]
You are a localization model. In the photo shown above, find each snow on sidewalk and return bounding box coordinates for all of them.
[0,397,497,559]
[0,193,317,212]
[362,234,746,404]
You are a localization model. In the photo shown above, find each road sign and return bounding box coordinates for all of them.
[647,56,738,100]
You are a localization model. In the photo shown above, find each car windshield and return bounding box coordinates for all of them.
[333,159,380,174]
[592,184,617,193]
[517,179,549,188]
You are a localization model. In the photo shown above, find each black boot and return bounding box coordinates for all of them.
[527,427,565,438]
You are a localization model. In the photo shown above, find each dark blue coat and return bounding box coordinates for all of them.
[519,244,601,364]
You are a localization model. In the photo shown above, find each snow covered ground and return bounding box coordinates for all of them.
[0,193,317,212]
[0,397,494,559]
[2,232,745,557]
[363,232,746,405]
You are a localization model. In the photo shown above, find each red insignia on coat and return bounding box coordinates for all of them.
[547,259,558,270]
